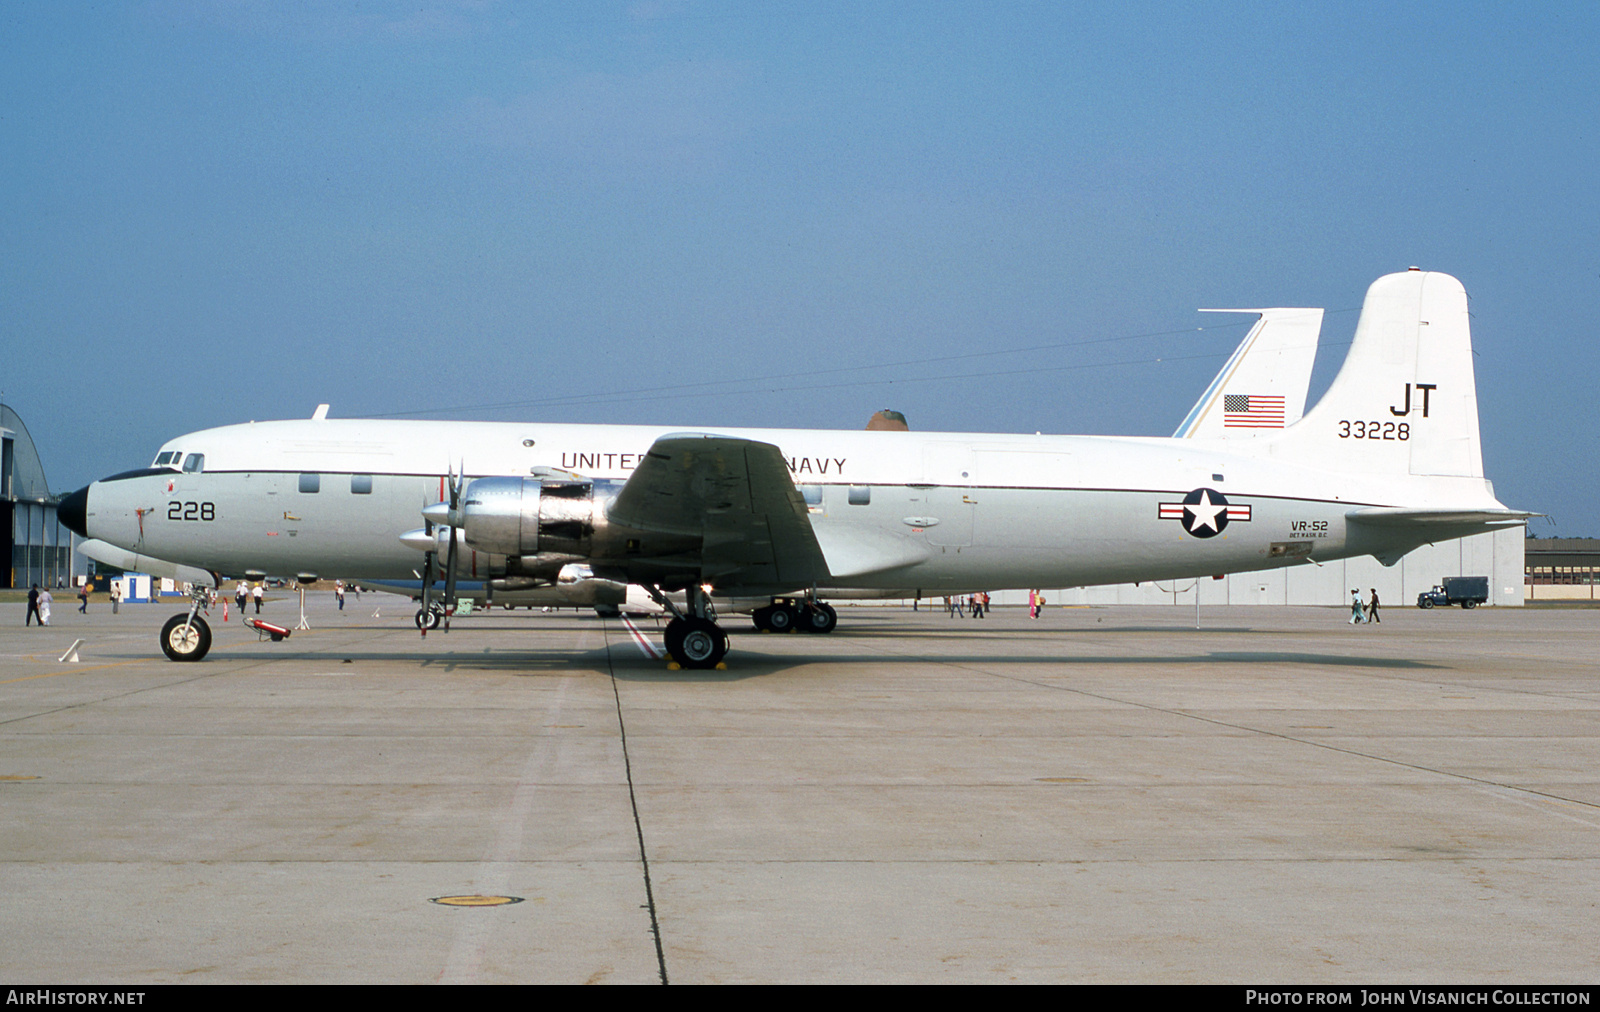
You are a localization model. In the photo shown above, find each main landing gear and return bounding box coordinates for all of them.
[751,598,837,634]
[652,584,729,669]
[160,588,213,662]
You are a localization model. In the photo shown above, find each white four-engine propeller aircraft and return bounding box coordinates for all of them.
[60,269,1529,668]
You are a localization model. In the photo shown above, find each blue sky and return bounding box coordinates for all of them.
[4,1,1596,533]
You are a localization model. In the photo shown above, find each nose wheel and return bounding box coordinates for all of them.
[160,613,212,662]
[415,604,444,630]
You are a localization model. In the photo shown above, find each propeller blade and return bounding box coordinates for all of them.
[442,462,462,632]
[442,532,459,633]
[419,517,436,617]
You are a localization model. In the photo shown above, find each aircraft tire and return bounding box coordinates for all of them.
[671,617,727,669]
[765,604,798,633]
[664,618,687,658]
[160,614,212,662]
[799,602,838,634]
[415,607,442,630]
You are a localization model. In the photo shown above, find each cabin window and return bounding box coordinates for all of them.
[799,484,823,506]
[299,473,321,493]
[182,453,205,473]
[350,474,372,495]
[848,485,871,505]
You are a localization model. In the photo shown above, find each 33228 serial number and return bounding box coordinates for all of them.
[1338,420,1409,440]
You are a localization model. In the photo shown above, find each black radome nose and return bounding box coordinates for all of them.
[59,485,90,538]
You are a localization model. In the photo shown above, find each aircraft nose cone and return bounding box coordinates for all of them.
[59,484,90,538]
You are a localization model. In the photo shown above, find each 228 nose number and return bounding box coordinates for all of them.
[168,501,216,521]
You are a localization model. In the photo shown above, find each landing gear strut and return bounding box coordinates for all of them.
[655,583,728,669]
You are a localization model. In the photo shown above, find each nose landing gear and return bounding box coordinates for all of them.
[160,587,215,661]
[160,612,212,661]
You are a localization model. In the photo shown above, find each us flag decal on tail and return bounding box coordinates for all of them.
[1223,393,1286,428]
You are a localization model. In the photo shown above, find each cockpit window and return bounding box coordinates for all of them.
[153,451,178,467]
[182,453,205,473]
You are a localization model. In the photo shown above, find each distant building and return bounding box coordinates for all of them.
[942,526,1526,609]
[2,404,72,589]
[1525,538,1600,601]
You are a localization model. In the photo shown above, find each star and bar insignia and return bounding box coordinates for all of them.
[1158,487,1251,538]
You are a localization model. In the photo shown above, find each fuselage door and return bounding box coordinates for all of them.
[921,443,975,547]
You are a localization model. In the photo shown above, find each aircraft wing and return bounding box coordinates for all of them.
[608,433,830,587]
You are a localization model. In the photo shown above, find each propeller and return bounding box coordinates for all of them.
[441,465,464,632]
[418,517,437,638]
[418,464,465,636]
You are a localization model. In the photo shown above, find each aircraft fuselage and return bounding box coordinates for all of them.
[70,418,1448,594]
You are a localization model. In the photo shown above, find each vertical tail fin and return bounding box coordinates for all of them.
[1173,307,1322,438]
[1272,270,1483,479]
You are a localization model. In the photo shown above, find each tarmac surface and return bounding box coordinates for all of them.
[1,593,1596,984]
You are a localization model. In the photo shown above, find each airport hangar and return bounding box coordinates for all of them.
[1,403,74,592]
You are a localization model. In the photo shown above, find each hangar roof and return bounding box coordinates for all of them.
[1,404,52,502]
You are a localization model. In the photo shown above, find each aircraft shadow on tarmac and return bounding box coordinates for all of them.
[91,618,1446,680]
[601,646,1445,683]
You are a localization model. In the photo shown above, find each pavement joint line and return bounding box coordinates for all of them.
[603,618,670,986]
[859,638,1600,815]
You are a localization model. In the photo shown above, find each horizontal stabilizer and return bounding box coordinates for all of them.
[1346,507,1537,527]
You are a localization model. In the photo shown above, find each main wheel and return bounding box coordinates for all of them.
[765,603,798,633]
[664,617,688,659]
[670,617,728,669]
[160,614,212,662]
[415,606,442,630]
[799,602,838,634]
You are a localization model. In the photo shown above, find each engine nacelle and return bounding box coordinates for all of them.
[459,476,597,559]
